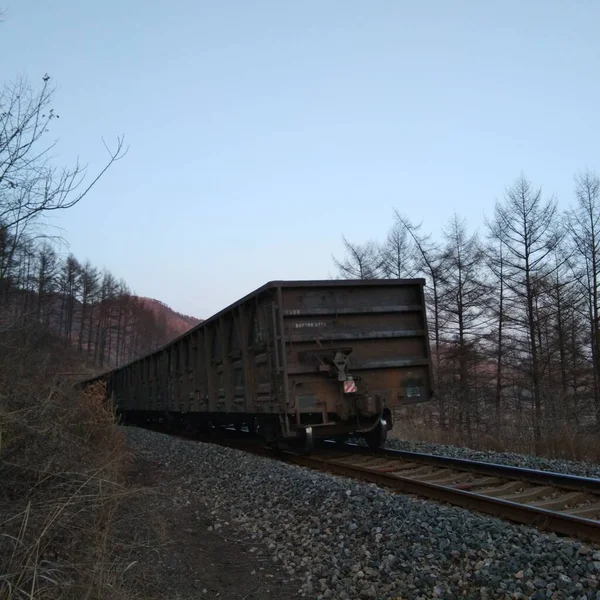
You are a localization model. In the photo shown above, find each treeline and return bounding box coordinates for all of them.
[0,234,172,367]
[0,74,172,368]
[334,173,600,451]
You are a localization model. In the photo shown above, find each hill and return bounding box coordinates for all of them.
[136,297,202,338]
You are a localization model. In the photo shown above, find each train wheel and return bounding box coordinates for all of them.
[364,418,387,450]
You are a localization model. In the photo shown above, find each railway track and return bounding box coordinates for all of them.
[161,425,600,543]
[280,441,600,543]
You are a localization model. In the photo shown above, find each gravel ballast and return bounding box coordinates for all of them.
[381,437,600,480]
[126,427,600,599]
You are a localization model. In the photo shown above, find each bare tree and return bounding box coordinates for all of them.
[77,260,99,354]
[113,279,130,364]
[93,270,118,366]
[34,243,57,325]
[394,212,448,422]
[0,74,126,234]
[57,254,80,343]
[0,225,16,300]
[568,170,600,424]
[379,222,415,278]
[491,175,561,447]
[333,236,383,279]
[548,243,573,402]
[485,222,508,423]
[439,214,487,441]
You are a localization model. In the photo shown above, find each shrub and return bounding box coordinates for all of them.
[0,324,141,599]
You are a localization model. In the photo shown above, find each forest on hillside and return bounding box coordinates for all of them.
[335,173,600,455]
[0,76,197,371]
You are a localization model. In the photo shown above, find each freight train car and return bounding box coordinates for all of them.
[81,279,433,451]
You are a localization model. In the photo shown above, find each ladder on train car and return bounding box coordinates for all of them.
[269,300,292,438]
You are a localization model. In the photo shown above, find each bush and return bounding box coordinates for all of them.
[0,324,141,599]
[392,402,600,462]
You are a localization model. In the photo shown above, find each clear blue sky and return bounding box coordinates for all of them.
[1,1,599,318]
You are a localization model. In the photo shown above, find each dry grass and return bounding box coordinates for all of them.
[0,323,153,599]
[393,404,600,463]
[535,425,600,463]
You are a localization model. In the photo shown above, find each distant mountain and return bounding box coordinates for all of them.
[135,297,202,338]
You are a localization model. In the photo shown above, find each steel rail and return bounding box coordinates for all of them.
[329,441,600,494]
[279,450,600,543]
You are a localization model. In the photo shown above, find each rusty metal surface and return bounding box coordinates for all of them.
[280,282,432,435]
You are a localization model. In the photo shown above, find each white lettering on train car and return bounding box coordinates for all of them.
[293,322,327,328]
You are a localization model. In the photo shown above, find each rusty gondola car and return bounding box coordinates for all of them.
[80,279,434,451]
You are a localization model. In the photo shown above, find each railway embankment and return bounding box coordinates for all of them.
[126,426,600,599]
